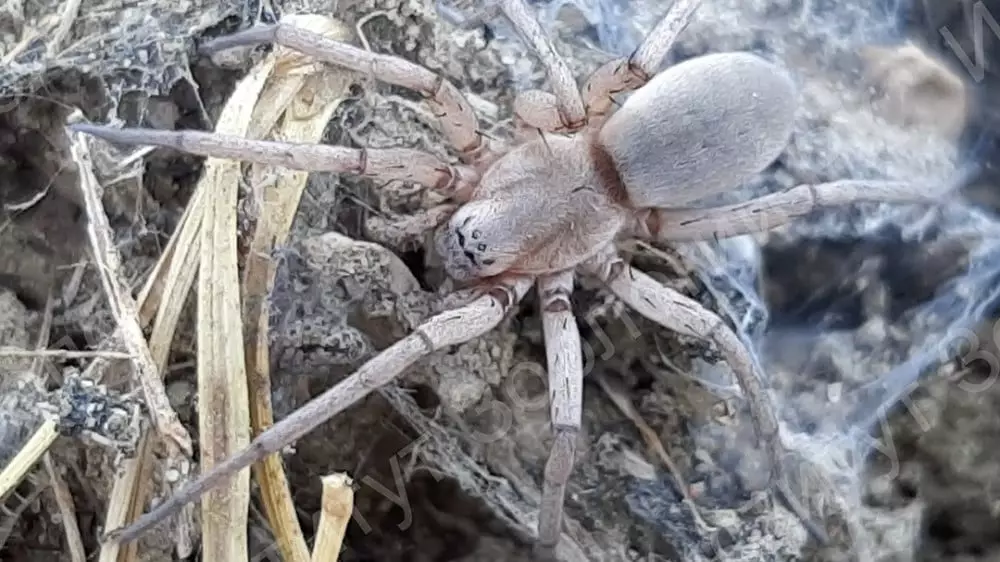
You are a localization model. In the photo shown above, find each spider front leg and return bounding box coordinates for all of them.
[499,0,586,135]
[535,270,584,556]
[198,23,495,166]
[100,276,534,545]
[638,179,938,241]
[511,90,574,139]
[69,124,481,201]
[579,245,828,542]
[581,0,703,126]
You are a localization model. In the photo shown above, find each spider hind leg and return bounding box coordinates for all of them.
[580,245,830,544]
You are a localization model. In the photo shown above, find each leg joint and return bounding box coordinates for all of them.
[544,428,578,482]
[706,318,728,341]
[487,284,515,310]
[621,54,651,86]
[806,183,822,207]
[633,209,662,239]
[457,131,488,163]
[607,259,627,282]
[558,108,588,133]
[414,328,435,353]
[541,287,572,312]
[422,72,446,101]
[356,147,369,175]
[434,164,460,194]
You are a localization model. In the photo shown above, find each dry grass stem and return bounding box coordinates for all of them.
[67,123,193,458]
[93,16,354,557]
[192,48,278,562]
[43,454,86,562]
[0,347,133,360]
[0,420,59,499]
[46,0,82,57]
[311,473,354,562]
[239,15,357,562]
[122,207,205,559]
[97,432,158,562]
[28,293,87,562]
[1,26,38,64]
[99,113,211,562]
[135,192,203,328]
[0,475,46,551]
[595,372,715,532]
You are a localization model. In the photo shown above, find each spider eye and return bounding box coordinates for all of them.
[477,243,487,251]
[471,230,482,239]
[482,258,495,266]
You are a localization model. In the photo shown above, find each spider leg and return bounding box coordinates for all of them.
[198,23,493,165]
[499,0,587,133]
[100,276,534,546]
[68,123,480,201]
[636,180,937,241]
[581,0,703,126]
[579,245,828,542]
[535,270,584,557]
[366,203,459,248]
[511,89,570,139]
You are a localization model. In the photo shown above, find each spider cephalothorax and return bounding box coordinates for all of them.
[436,135,629,280]
[70,0,944,557]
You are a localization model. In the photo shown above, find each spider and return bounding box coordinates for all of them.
[70,0,943,556]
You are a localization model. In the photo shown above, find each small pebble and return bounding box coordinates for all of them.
[164,468,181,483]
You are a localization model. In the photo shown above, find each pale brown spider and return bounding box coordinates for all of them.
[70,0,943,556]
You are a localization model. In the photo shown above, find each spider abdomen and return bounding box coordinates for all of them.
[598,51,798,209]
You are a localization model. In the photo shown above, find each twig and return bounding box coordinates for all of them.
[60,260,87,307]
[594,372,716,533]
[46,0,82,57]
[311,473,353,562]
[1,25,38,64]
[241,15,357,562]
[0,347,133,360]
[97,431,157,562]
[43,454,86,562]
[29,290,55,376]
[30,292,86,562]
[93,32,256,561]
[0,475,46,551]
[67,121,193,458]
[0,420,59,499]
[123,174,205,561]
[190,62,277,562]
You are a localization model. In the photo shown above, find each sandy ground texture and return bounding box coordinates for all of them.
[2,0,1000,560]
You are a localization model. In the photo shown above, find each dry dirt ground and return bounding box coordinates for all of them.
[2,0,1000,561]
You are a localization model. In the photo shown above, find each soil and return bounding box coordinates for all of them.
[2,0,1000,561]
